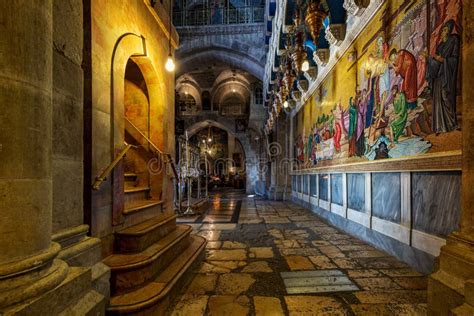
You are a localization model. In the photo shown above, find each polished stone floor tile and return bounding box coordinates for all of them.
[170,295,208,316]
[169,193,428,315]
[254,296,285,315]
[284,295,349,315]
[208,295,250,316]
[216,273,256,295]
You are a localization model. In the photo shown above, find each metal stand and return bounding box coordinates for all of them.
[183,177,194,215]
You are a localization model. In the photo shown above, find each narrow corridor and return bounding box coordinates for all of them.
[169,192,427,315]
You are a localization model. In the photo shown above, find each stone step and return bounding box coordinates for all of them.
[123,199,164,216]
[124,186,150,204]
[107,235,206,315]
[115,213,177,253]
[103,225,192,293]
[124,173,138,186]
[59,290,106,316]
[91,262,111,303]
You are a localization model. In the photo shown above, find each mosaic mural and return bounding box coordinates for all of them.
[295,0,462,167]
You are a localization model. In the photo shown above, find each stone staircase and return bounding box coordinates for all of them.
[103,161,206,315]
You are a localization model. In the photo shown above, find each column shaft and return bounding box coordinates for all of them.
[0,0,53,264]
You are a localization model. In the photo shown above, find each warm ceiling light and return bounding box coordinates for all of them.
[165,54,175,72]
[302,60,310,72]
[165,2,175,73]
[283,100,289,108]
[232,88,236,93]
[208,137,212,143]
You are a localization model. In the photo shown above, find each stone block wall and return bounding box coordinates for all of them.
[52,0,84,234]
[84,0,178,256]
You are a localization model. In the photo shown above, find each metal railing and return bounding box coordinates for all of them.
[92,142,136,190]
[173,5,265,27]
[125,118,179,180]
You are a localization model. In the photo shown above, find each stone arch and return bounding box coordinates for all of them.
[186,120,259,194]
[110,32,167,152]
[177,47,265,80]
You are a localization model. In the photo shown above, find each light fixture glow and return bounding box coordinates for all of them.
[208,137,212,143]
[302,60,310,72]
[283,100,289,108]
[165,54,175,72]
[232,88,236,93]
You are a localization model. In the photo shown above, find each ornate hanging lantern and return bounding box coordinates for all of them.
[282,60,296,95]
[291,31,307,73]
[305,0,327,46]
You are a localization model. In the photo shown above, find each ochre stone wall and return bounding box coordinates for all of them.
[87,0,177,255]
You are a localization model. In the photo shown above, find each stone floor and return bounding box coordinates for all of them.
[169,191,427,315]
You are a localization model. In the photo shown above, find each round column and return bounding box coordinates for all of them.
[0,0,53,263]
[0,1,67,310]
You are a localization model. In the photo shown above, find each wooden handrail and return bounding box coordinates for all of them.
[125,118,179,179]
[92,143,134,190]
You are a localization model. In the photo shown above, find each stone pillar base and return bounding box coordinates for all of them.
[268,186,292,200]
[428,233,474,314]
[0,237,108,314]
[2,266,106,315]
[52,225,110,302]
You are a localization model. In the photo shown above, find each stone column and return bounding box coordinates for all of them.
[0,0,68,310]
[428,3,474,314]
[268,115,291,200]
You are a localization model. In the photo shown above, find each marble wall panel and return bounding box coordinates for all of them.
[348,173,365,212]
[331,174,343,206]
[412,172,461,237]
[310,175,317,197]
[372,173,401,223]
[303,175,309,195]
[319,174,329,201]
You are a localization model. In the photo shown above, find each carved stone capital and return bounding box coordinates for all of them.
[297,80,309,93]
[343,0,370,17]
[325,24,347,46]
[313,49,330,67]
[292,90,302,100]
[305,66,318,80]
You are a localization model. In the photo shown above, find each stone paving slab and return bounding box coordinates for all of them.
[168,193,428,315]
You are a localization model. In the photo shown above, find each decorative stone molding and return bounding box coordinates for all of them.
[292,90,302,100]
[325,24,347,46]
[305,66,318,80]
[343,0,370,17]
[313,49,330,67]
[297,80,309,93]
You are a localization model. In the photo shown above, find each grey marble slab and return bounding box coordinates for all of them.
[348,173,366,212]
[303,175,309,195]
[412,172,461,238]
[292,196,435,274]
[319,174,329,201]
[372,173,401,223]
[331,174,343,206]
[310,175,318,197]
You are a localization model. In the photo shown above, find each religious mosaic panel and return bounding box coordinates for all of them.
[295,0,462,167]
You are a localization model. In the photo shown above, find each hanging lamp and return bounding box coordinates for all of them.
[165,1,175,72]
